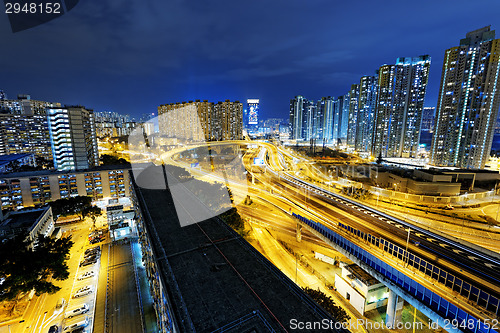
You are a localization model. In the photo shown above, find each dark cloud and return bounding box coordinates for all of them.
[1,0,500,119]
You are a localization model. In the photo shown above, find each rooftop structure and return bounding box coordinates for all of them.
[132,164,343,332]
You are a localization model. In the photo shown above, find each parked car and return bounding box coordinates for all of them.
[79,259,96,267]
[65,303,89,319]
[84,246,100,255]
[48,325,59,333]
[73,286,93,298]
[84,253,99,261]
[62,316,89,332]
[89,237,102,244]
[77,271,95,281]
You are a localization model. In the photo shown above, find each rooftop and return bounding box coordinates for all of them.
[0,206,50,232]
[133,164,342,332]
[345,264,380,287]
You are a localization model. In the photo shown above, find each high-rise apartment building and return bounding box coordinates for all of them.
[94,111,137,138]
[355,76,378,152]
[0,113,52,161]
[158,100,243,142]
[0,94,60,115]
[289,96,306,141]
[289,96,322,142]
[372,56,431,158]
[337,94,350,144]
[215,100,243,141]
[347,84,360,147]
[421,107,436,132]
[431,27,500,169]
[318,97,335,143]
[47,106,99,171]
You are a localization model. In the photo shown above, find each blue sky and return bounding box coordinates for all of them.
[1,0,500,120]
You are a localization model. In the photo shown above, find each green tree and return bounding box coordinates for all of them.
[303,287,350,323]
[83,206,102,228]
[99,154,129,165]
[0,232,73,301]
[219,207,245,232]
[49,196,92,219]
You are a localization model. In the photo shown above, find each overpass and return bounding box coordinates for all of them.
[143,139,500,333]
[254,145,500,333]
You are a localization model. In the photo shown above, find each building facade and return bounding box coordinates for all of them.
[318,97,335,143]
[0,166,131,210]
[289,95,307,141]
[0,94,60,115]
[431,26,500,169]
[47,106,99,171]
[0,113,52,161]
[355,76,378,152]
[421,107,436,132]
[158,100,243,142]
[94,111,137,138]
[347,84,360,148]
[372,56,431,158]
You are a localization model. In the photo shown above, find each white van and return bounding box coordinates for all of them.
[64,303,89,319]
[62,315,89,332]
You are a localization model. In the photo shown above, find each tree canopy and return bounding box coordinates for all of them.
[49,196,92,219]
[219,207,245,232]
[303,287,350,323]
[83,206,102,227]
[100,154,129,166]
[0,232,73,301]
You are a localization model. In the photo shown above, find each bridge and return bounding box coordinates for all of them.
[131,138,500,333]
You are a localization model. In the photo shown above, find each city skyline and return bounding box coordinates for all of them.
[1,1,500,120]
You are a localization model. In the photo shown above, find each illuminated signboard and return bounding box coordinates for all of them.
[247,99,259,125]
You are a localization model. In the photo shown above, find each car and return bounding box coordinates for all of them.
[84,253,99,261]
[73,286,93,298]
[90,238,102,244]
[84,251,99,259]
[71,328,89,333]
[65,303,89,319]
[84,246,100,255]
[79,259,96,267]
[77,271,95,280]
[48,325,59,333]
[62,316,89,332]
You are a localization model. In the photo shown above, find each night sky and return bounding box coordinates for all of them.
[1,0,500,121]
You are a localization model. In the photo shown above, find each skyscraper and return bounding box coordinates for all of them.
[318,97,335,143]
[372,55,431,158]
[289,96,306,141]
[337,94,350,145]
[215,100,243,141]
[421,107,436,132]
[158,100,243,142]
[346,84,360,147]
[355,76,378,152]
[431,26,500,169]
[47,106,99,171]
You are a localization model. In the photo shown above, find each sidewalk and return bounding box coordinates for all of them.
[130,239,158,333]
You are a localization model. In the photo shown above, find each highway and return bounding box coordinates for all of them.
[153,139,500,326]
